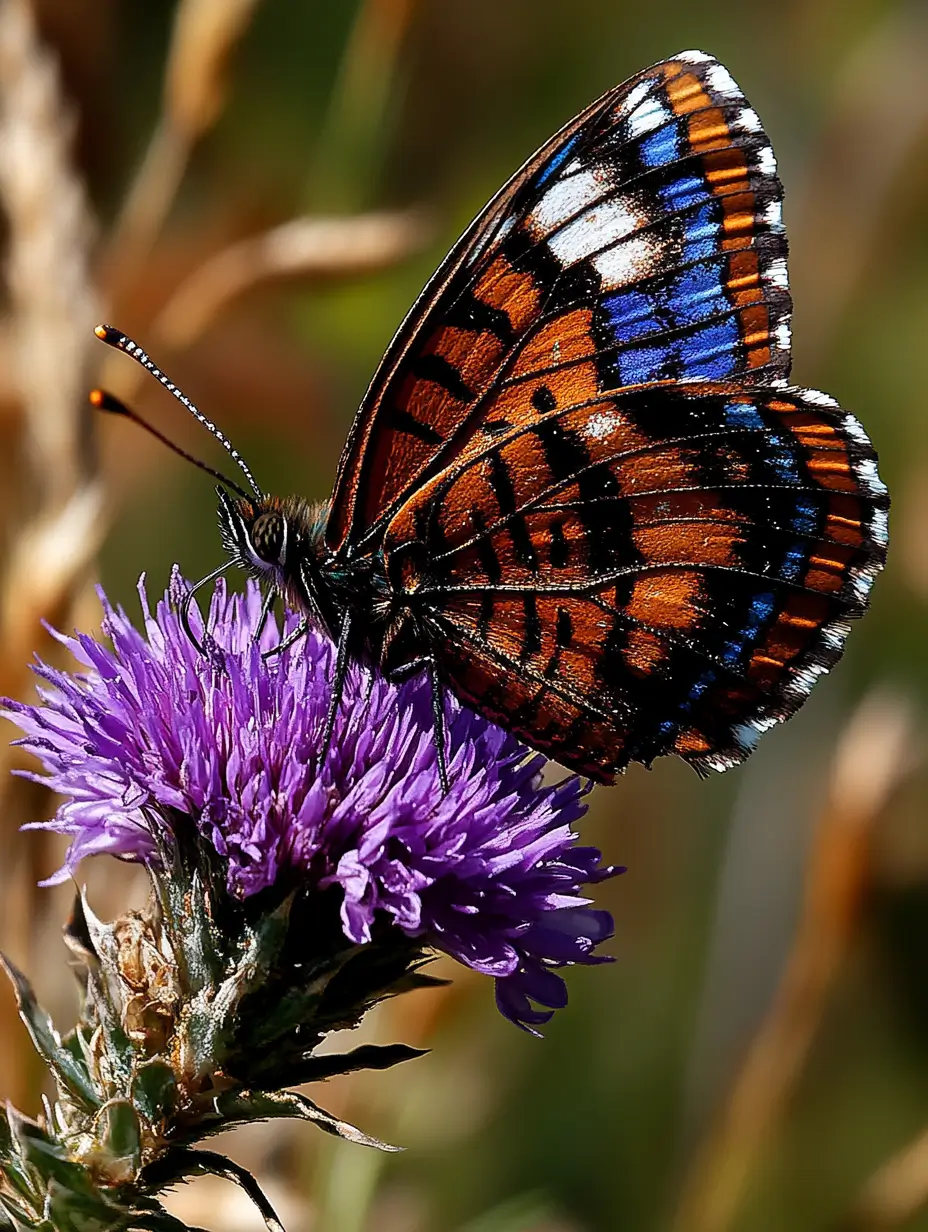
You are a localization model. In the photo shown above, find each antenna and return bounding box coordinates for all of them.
[93,325,263,499]
[90,390,253,501]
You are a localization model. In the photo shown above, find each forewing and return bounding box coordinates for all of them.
[327,51,791,555]
[384,384,888,779]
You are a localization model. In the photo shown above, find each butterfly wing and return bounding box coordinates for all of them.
[327,50,792,557]
[384,384,888,779]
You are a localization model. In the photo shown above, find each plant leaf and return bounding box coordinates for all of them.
[142,1148,285,1232]
[0,957,100,1113]
[250,1041,427,1088]
[99,1100,142,1177]
[131,1062,178,1126]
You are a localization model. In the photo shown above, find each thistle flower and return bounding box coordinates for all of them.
[6,571,617,1032]
[0,572,619,1228]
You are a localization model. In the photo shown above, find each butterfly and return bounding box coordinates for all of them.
[95,50,888,791]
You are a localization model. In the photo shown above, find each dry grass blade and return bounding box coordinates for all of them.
[0,0,101,1109]
[106,0,262,297]
[838,1125,928,1230]
[0,0,102,695]
[0,486,106,679]
[325,0,419,135]
[672,691,920,1232]
[96,208,431,402]
[790,5,928,367]
[155,209,430,347]
[313,0,421,208]
[166,0,263,138]
[0,0,98,507]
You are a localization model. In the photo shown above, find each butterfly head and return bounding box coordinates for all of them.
[218,487,304,580]
[219,490,283,573]
[217,487,335,622]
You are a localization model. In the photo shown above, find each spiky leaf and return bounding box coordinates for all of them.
[223,1089,402,1151]
[252,1041,427,1089]
[142,1148,284,1232]
[99,1100,143,1180]
[131,1062,178,1126]
[0,959,99,1113]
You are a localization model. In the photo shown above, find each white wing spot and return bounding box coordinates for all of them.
[733,107,762,133]
[547,196,643,266]
[530,168,610,234]
[677,50,712,65]
[786,662,828,699]
[704,753,735,773]
[495,214,517,242]
[584,410,620,440]
[627,94,671,138]
[768,257,789,289]
[841,412,870,444]
[732,722,763,752]
[763,199,783,229]
[856,457,888,496]
[802,389,839,410]
[705,62,742,100]
[870,507,889,546]
[619,80,653,117]
[756,145,777,177]
[851,569,876,603]
[821,622,849,650]
[593,233,661,288]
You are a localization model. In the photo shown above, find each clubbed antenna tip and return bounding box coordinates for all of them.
[88,385,253,502]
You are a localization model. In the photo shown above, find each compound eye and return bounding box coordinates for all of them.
[250,511,285,564]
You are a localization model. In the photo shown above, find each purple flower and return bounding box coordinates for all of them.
[4,572,618,1032]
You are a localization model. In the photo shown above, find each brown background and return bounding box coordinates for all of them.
[0,2,925,1229]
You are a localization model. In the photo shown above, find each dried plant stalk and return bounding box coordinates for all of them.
[0,0,102,730]
[0,0,97,508]
[789,6,928,367]
[166,0,263,136]
[95,209,430,402]
[313,0,421,208]
[0,0,101,1109]
[155,210,428,346]
[106,0,262,298]
[840,1125,928,1230]
[325,0,419,140]
[672,692,919,1232]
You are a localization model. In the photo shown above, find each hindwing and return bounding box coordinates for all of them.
[383,384,888,779]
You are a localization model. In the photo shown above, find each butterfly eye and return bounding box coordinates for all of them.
[250,512,286,564]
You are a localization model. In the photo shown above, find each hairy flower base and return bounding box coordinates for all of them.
[0,823,435,1232]
[5,572,619,1031]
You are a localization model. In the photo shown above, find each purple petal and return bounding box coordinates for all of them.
[2,573,620,1031]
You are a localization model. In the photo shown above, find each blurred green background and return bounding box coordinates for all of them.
[2,2,927,1230]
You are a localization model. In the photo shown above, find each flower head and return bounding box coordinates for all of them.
[4,572,617,1031]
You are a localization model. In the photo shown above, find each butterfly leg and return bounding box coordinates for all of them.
[318,610,353,766]
[382,654,450,793]
[180,562,230,653]
[262,616,309,660]
[427,657,450,794]
[251,587,276,646]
